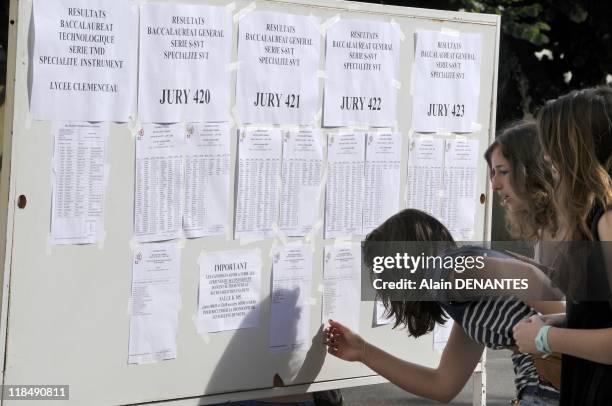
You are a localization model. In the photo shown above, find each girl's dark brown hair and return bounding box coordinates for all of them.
[363,209,454,337]
[538,86,612,240]
[484,121,557,240]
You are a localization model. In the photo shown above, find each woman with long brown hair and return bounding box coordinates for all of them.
[513,86,612,405]
[484,121,558,242]
[324,208,562,405]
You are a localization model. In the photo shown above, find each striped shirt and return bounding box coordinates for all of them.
[438,247,559,400]
[453,299,558,399]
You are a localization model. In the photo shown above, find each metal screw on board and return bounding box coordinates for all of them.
[17,195,26,209]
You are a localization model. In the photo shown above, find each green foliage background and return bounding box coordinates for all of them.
[372,0,612,128]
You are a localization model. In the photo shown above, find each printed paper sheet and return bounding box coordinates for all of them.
[279,129,323,236]
[324,20,400,127]
[138,4,232,122]
[324,132,365,238]
[31,0,137,121]
[412,31,482,133]
[322,244,362,333]
[128,242,181,364]
[198,249,262,333]
[406,137,445,218]
[269,244,314,353]
[184,122,231,238]
[363,132,401,234]
[236,11,320,124]
[51,122,107,244]
[134,124,184,243]
[235,128,282,238]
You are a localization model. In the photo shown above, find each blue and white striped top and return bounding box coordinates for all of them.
[437,246,559,400]
[448,298,558,399]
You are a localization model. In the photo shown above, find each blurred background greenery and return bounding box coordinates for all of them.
[368,0,612,126]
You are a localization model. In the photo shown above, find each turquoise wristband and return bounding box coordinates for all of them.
[535,325,553,356]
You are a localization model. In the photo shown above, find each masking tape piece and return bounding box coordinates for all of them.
[197,249,210,266]
[227,61,241,71]
[239,235,265,246]
[278,124,300,132]
[231,105,240,123]
[333,236,352,245]
[319,15,340,35]
[234,2,256,22]
[127,121,139,136]
[314,108,322,124]
[96,230,106,250]
[127,298,133,316]
[390,19,405,42]
[308,14,320,29]
[409,63,415,95]
[441,27,460,37]
[192,315,212,344]
[103,164,111,187]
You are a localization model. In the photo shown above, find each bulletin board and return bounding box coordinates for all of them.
[0,0,500,405]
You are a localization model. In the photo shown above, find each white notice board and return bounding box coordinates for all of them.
[0,0,499,404]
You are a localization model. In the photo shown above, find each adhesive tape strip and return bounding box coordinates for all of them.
[319,15,340,35]
[390,19,406,42]
[441,27,460,37]
[234,2,256,22]
[227,61,241,71]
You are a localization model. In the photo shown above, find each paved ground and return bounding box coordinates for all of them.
[341,349,516,405]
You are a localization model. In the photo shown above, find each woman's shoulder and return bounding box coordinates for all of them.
[596,209,612,241]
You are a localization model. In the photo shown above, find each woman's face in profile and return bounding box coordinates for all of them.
[489,146,526,212]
